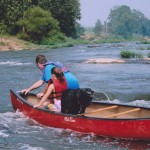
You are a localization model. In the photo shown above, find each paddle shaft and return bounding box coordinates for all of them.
[78,105,118,116]
[106,108,141,118]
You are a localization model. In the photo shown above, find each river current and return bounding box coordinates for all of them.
[1,42,150,149]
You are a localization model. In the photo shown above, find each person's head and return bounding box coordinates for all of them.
[51,67,64,82]
[35,54,47,70]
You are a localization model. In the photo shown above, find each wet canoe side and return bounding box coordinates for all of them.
[10,90,150,140]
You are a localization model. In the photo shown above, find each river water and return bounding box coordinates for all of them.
[1,42,150,149]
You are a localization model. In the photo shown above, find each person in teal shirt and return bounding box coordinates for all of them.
[42,61,79,89]
[22,54,79,95]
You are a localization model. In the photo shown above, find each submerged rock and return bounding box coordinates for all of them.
[85,58,125,64]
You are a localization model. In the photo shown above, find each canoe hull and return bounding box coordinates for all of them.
[10,90,150,140]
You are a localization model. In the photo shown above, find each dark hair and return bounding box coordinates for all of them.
[51,67,64,82]
[35,54,47,64]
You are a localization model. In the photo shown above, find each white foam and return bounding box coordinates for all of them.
[1,111,23,118]
[102,99,121,104]
[0,130,9,137]
[20,144,46,150]
[128,100,150,107]
[0,111,27,127]
[103,99,150,108]
[0,61,31,66]
[76,49,86,52]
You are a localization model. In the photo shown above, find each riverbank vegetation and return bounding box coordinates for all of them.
[120,50,144,59]
[1,1,150,51]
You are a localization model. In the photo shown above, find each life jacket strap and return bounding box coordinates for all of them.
[51,90,65,99]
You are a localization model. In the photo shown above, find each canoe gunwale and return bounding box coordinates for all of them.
[10,89,150,121]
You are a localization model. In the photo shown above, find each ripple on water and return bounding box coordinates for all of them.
[0,61,32,66]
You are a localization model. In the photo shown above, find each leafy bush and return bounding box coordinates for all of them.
[138,47,145,50]
[120,50,144,58]
[17,32,30,41]
[41,31,66,45]
[120,50,135,58]
[0,42,5,46]
[141,41,150,44]
[137,46,150,50]
[135,53,143,58]
[94,34,125,44]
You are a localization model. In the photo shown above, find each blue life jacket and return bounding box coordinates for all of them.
[44,61,69,73]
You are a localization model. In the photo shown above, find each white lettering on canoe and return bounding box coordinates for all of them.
[64,117,76,122]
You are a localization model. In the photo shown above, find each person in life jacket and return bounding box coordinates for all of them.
[21,54,79,96]
[34,67,67,112]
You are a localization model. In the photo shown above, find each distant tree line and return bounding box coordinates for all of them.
[0,0,85,43]
[94,5,150,39]
[1,2,150,43]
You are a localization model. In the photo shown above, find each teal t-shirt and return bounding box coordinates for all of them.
[41,64,55,82]
[41,64,79,89]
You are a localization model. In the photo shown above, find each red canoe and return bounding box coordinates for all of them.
[10,89,150,140]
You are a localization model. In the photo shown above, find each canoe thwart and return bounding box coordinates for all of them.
[78,105,118,116]
[106,108,141,118]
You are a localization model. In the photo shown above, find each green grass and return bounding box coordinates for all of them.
[140,41,150,44]
[137,46,150,50]
[0,42,6,46]
[2,33,150,51]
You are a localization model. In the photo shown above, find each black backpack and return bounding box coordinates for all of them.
[61,88,94,115]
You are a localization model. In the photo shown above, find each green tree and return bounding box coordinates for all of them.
[0,0,81,38]
[0,0,31,34]
[140,18,150,36]
[38,0,81,38]
[108,5,134,38]
[0,21,7,42]
[94,19,103,35]
[17,6,60,42]
[132,10,145,35]
[75,22,85,38]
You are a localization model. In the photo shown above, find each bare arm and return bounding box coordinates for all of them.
[22,79,44,95]
[36,83,48,98]
[34,84,54,108]
[43,83,48,93]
